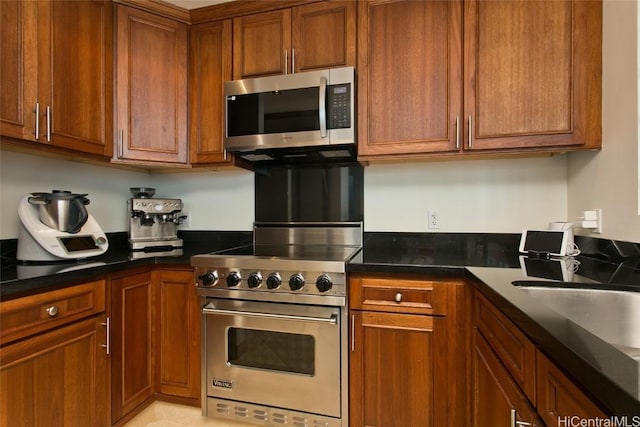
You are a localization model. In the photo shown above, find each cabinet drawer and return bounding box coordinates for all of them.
[474,291,536,405]
[350,276,451,315]
[0,280,106,345]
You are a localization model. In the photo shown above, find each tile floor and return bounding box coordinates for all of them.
[123,401,256,427]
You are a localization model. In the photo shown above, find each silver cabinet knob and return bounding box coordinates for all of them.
[394,293,403,303]
[46,305,59,317]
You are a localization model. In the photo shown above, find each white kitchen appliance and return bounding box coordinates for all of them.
[17,193,108,261]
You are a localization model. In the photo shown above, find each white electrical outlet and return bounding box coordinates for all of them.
[428,211,440,230]
[180,212,191,227]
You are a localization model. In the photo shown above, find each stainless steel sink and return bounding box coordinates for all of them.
[512,281,640,357]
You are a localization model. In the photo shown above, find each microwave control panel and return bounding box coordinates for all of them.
[328,84,351,129]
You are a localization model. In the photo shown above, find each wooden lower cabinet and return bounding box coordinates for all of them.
[0,315,109,427]
[472,328,543,427]
[349,275,469,427]
[472,290,608,426]
[350,310,444,426]
[536,350,607,426]
[110,268,200,424]
[110,270,156,424]
[154,269,200,403]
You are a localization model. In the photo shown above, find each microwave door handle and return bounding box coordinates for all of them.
[319,76,327,138]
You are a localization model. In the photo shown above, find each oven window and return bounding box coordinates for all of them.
[227,328,315,376]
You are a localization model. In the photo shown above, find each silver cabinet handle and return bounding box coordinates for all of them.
[510,409,533,427]
[34,103,40,140]
[319,76,327,138]
[394,293,403,303]
[118,128,124,158]
[351,314,355,352]
[284,49,288,75]
[455,116,460,149]
[292,48,296,74]
[100,317,110,355]
[46,106,51,142]
[203,306,337,325]
[46,305,59,317]
[468,114,473,148]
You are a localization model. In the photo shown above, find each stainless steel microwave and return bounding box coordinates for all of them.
[224,67,355,156]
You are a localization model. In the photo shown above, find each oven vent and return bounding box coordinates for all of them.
[214,402,230,415]
[272,412,288,424]
[207,398,341,426]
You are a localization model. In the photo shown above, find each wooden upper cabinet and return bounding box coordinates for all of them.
[357,0,463,158]
[189,20,233,165]
[0,0,37,141]
[464,0,602,151]
[233,1,355,79]
[115,5,188,164]
[0,0,113,157]
[358,0,602,160]
[233,9,291,79]
[291,1,356,73]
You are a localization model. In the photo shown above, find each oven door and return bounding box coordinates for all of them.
[203,299,342,417]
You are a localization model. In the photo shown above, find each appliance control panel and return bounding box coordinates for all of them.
[195,267,345,298]
[328,84,351,129]
[130,198,183,214]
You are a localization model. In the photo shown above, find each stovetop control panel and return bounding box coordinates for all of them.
[194,266,345,298]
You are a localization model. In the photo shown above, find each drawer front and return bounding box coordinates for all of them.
[0,280,106,345]
[474,291,536,405]
[350,276,448,315]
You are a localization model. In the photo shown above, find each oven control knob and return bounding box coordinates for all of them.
[199,270,218,286]
[226,271,241,287]
[316,274,333,292]
[266,272,282,289]
[289,273,305,291]
[248,272,263,288]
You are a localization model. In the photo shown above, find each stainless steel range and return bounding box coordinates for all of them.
[192,163,364,427]
[193,224,360,427]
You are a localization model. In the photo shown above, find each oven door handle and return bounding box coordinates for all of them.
[202,306,338,325]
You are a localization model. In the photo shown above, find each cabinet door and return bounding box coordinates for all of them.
[472,328,543,427]
[350,311,445,427]
[536,351,607,425]
[189,20,233,165]
[233,9,291,79]
[0,316,109,427]
[464,0,602,151]
[115,5,188,164]
[154,269,200,402]
[40,0,113,156]
[357,0,463,158]
[110,271,155,423]
[291,1,355,73]
[0,0,37,141]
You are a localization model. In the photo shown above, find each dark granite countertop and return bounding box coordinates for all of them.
[348,232,640,416]
[2,230,640,415]
[0,231,252,300]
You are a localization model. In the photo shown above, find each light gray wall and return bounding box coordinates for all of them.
[567,0,640,243]
[0,150,567,238]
